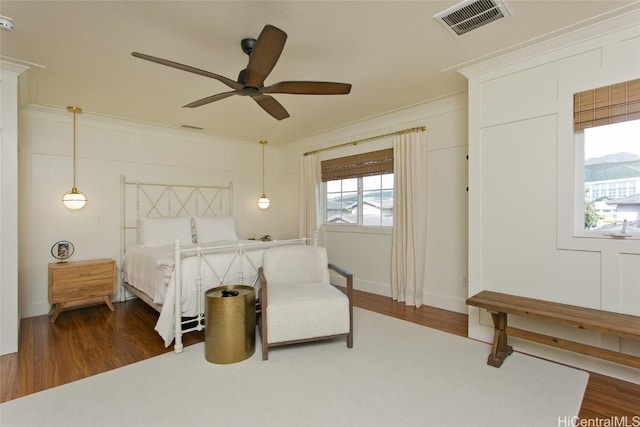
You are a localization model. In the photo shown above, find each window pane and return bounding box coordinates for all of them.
[326,180,341,193]
[583,119,640,232]
[342,178,357,192]
[342,191,357,208]
[363,210,382,226]
[363,189,382,226]
[382,173,394,188]
[340,191,357,224]
[363,175,381,191]
[363,190,381,208]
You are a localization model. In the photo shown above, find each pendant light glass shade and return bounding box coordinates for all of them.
[63,106,87,210]
[63,187,88,210]
[257,140,270,210]
[258,195,270,210]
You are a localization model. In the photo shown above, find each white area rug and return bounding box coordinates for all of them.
[1,308,588,427]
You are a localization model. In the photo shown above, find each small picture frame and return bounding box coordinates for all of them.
[51,241,75,262]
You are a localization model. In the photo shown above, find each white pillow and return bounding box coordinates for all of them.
[194,216,238,243]
[137,217,193,247]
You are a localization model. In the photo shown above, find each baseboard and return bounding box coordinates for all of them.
[354,280,391,297]
[425,293,467,314]
[21,301,51,318]
[0,336,18,356]
[339,275,468,314]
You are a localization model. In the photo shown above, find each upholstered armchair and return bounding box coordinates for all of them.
[257,245,353,360]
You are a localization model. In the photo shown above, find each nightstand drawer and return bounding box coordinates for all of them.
[50,263,114,301]
[50,262,113,282]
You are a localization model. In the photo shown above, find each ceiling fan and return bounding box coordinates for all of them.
[131,24,352,120]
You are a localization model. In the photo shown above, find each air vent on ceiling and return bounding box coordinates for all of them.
[434,0,511,37]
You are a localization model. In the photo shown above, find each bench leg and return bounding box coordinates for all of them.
[487,311,513,368]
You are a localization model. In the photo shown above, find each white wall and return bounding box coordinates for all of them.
[1,61,28,355]
[18,106,279,318]
[279,93,469,313]
[463,10,640,383]
[16,93,468,326]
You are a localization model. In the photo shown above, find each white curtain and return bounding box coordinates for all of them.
[391,131,428,307]
[298,153,322,243]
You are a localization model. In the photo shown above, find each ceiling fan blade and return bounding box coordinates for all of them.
[131,52,243,90]
[261,81,352,95]
[252,95,290,120]
[183,91,240,108]
[245,25,287,88]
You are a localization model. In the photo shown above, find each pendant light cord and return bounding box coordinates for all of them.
[260,140,267,195]
[72,108,77,188]
[67,106,82,189]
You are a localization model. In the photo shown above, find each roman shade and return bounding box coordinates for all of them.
[574,78,640,131]
[321,148,393,182]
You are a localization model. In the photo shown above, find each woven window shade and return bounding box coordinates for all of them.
[574,78,640,131]
[321,148,393,182]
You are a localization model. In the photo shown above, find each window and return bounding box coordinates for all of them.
[325,174,394,226]
[574,78,640,237]
[322,149,394,226]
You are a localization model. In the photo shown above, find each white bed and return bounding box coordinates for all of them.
[119,176,313,352]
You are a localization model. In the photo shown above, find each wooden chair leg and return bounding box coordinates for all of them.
[487,311,513,367]
[259,318,269,361]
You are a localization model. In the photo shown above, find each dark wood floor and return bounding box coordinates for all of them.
[1,290,639,422]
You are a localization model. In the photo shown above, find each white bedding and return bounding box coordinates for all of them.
[123,240,274,346]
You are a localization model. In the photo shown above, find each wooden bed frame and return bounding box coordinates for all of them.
[119,175,314,352]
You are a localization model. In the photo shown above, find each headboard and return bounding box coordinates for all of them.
[120,175,233,253]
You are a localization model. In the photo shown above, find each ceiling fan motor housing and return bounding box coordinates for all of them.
[237,68,249,85]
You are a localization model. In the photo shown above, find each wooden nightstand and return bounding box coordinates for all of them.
[48,258,116,323]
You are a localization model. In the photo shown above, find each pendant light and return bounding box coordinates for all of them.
[62,106,87,210]
[257,140,270,210]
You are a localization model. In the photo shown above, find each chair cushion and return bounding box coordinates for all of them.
[266,282,350,344]
[262,246,330,286]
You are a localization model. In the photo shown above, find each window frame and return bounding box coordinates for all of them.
[558,70,640,250]
[572,78,640,239]
[321,148,394,228]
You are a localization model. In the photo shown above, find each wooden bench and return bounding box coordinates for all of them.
[466,290,640,368]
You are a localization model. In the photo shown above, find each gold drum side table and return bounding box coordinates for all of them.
[205,285,256,364]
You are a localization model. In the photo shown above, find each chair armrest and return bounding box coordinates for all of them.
[329,263,354,348]
[329,263,353,291]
